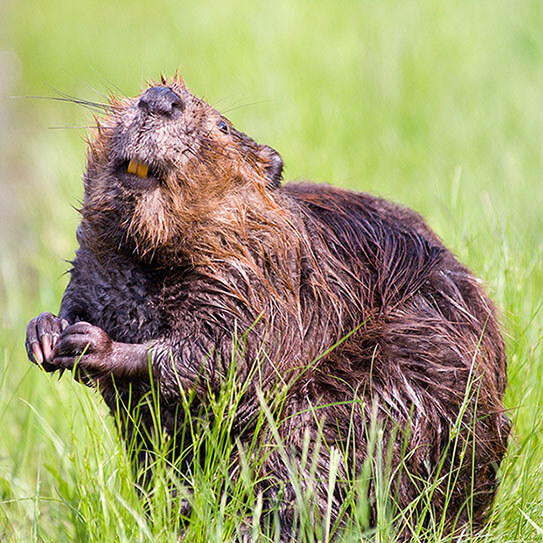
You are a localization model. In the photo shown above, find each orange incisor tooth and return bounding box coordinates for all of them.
[127,159,138,174]
[127,160,149,178]
[136,162,148,178]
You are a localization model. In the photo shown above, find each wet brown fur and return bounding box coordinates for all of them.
[31,76,509,540]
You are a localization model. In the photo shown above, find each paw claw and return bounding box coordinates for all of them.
[32,343,44,364]
[41,335,52,361]
[26,312,71,371]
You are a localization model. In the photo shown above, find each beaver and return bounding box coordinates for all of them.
[25,74,509,540]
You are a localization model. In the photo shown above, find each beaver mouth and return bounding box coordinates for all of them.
[115,159,163,190]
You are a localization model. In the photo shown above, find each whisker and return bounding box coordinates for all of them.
[23,95,113,113]
[200,138,232,160]
[64,73,111,101]
[48,125,115,130]
[222,99,271,114]
[184,146,221,183]
[182,147,202,167]
[89,65,129,98]
[209,95,238,109]
[46,85,116,110]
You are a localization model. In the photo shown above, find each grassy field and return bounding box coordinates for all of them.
[1,0,543,540]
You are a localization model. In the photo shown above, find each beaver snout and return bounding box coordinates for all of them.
[138,86,184,118]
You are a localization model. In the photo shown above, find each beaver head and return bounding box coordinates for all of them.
[82,75,284,261]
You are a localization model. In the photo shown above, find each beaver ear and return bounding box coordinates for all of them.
[260,145,283,189]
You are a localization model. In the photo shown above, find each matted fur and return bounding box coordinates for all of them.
[30,77,509,540]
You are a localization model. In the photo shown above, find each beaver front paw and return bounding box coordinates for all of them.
[50,322,113,381]
[26,312,69,372]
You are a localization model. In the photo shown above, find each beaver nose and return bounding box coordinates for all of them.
[138,86,184,117]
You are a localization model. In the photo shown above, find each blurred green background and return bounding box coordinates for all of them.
[1,0,542,540]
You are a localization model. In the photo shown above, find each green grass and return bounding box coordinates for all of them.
[1,0,543,540]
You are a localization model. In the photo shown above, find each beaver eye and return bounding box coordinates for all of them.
[217,120,229,134]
